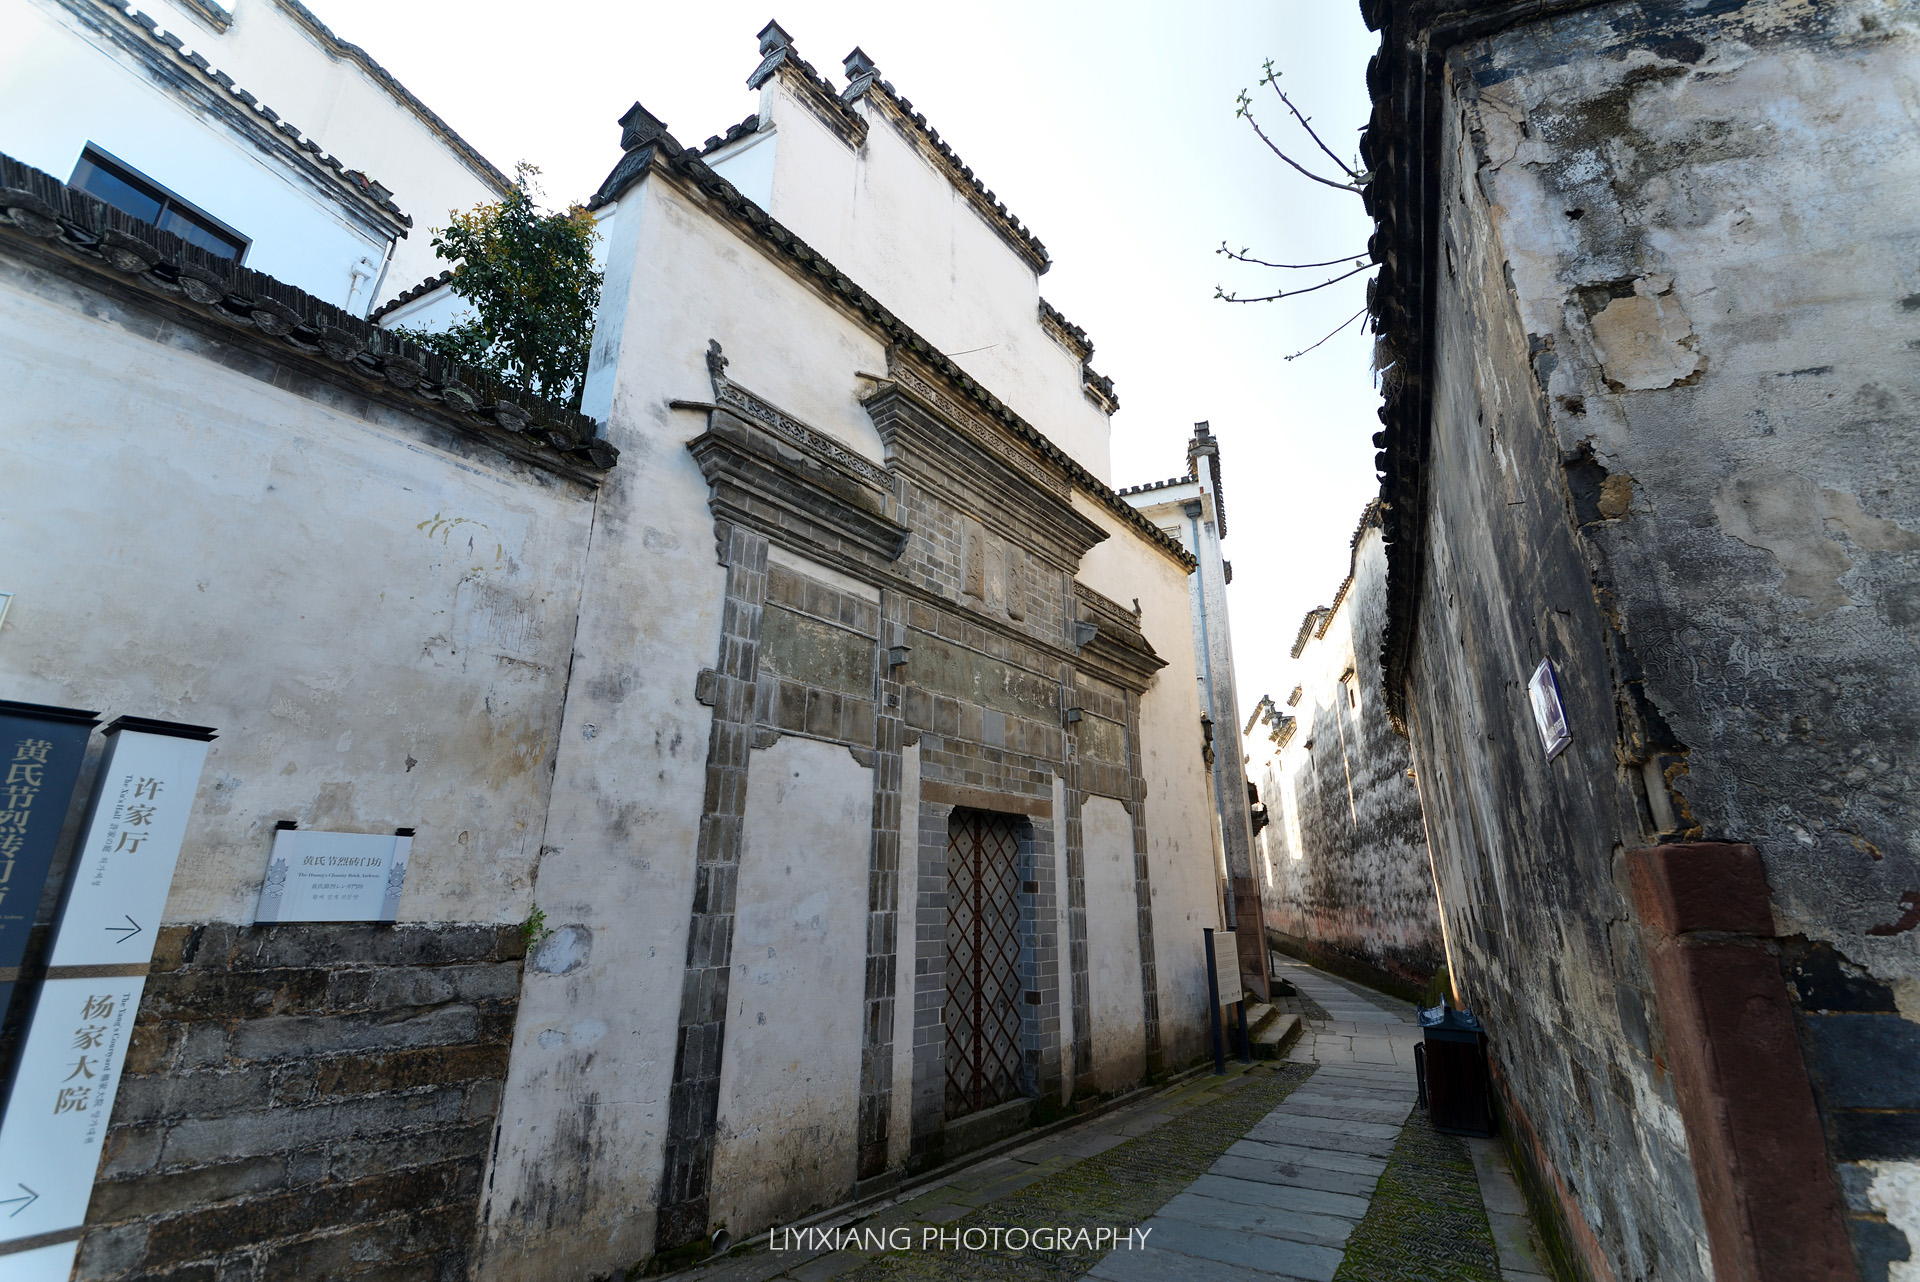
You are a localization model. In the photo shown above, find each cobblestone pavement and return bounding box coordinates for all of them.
[1332,1111,1501,1282]
[678,959,1544,1282]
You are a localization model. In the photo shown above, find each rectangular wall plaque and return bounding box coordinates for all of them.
[254,829,411,924]
[0,701,98,1029]
[0,717,214,1268]
[1212,928,1239,1003]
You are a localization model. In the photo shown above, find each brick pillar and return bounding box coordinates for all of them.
[1626,841,1855,1281]
[655,524,768,1251]
[1019,815,1064,1105]
[856,592,907,1182]
[1124,691,1163,1075]
[907,799,954,1170]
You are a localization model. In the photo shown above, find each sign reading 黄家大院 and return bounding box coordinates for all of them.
[254,829,411,923]
[0,701,98,1026]
[0,717,214,1271]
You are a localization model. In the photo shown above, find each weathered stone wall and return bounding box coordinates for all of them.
[1384,3,1920,1277]
[1249,515,1441,995]
[78,923,521,1280]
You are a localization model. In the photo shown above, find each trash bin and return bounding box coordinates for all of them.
[1415,1004,1495,1137]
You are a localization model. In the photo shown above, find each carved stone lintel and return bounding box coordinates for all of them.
[1073,585,1165,693]
[687,408,908,566]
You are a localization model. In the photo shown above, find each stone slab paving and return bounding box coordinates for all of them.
[680,1059,1316,1282]
[1086,958,1426,1281]
[1465,1138,1552,1281]
[673,959,1520,1282]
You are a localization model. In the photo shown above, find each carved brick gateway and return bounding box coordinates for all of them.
[656,340,1177,1248]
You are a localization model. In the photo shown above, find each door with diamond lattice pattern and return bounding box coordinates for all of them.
[944,809,1026,1119]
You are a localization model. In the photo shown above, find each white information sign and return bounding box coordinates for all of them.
[1528,657,1572,761]
[254,829,411,923]
[1212,929,1240,1005]
[0,720,212,1264]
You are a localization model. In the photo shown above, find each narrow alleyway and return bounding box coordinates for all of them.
[681,960,1550,1282]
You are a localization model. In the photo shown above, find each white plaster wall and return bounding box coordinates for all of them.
[707,130,775,213]
[1081,796,1145,1092]
[376,282,471,333]
[709,735,871,1234]
[0,0,391,310]
[1072,495,1219,1069]
[479,171,895,1279]
[0,259,594,929]
[759,73,1113,481]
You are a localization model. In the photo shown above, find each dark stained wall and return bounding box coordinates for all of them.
[1383,3,1920,1279]
[1247,515,1442,996]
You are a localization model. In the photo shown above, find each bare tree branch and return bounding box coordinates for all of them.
[1215,261,1374,304]
[1217,241,1368,270]
[1236,91,1363,196]
[1261,61,1363,182]
[1284,305,1370,361]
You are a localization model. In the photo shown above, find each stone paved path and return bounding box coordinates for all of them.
[1085,958,1426,1281]
[676,958,1525,1282]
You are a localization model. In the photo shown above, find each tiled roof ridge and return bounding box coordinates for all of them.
[369,268,454,322]
[1118,474,1195,497]
[1189,422,1226,538]
[268,0,515,198]
[698,115,764,158]
[1081,365,1119,414]
[747,23,868,148]
[83,0,413,229]
[1246,692,1292,738]
[1041,299,1120,412]
[0,152,614,477]
[1289,499,1384,659]
[838,50,1051,275]
[1037,298,1091,360]
[588,114,1192,570]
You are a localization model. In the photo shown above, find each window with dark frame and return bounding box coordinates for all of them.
[69,145,249,262]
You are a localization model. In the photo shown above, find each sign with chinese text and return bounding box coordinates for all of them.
[0,701,97,1023]
[0,717,213,1264]
[254,830,411,923]
[1212,929,1240,1005]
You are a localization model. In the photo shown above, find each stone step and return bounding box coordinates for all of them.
[1251,1013,1301,1060]
[1243,1002,1280,1036]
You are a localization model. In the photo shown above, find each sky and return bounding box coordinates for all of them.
[302,0,1384,729]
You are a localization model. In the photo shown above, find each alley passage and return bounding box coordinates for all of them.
[1092,959,1429,1280]
[687,962,1533,1282]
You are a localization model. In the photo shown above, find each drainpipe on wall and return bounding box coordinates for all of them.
[1188,500,1237,936]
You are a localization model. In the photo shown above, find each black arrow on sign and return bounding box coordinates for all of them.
[0,1184,38,1216]
[107,915,142,945]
